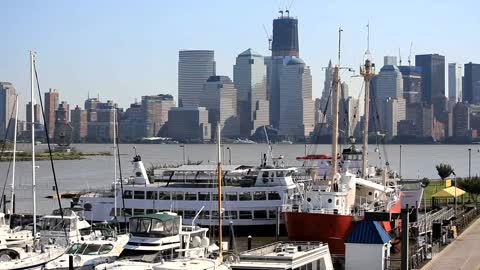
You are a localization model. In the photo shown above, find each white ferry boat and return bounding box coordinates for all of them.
[78,155,301,235]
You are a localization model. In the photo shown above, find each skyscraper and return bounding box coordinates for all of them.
[0,82,17,140]
[399,66,422,104]
[272,11,299,57]
[178,50,215,108]
[233,48,269,136]
[463,62,480,104]
[200,76,239,138]
[45,88,60,139]
[141,94,176,137]
[267,11,301,128]
[374,65,404,101]
[383,97,406,137]
[26,102,41,131]
[415,54,446,115]
[448,63,463,102]
[384,56,398,66]
[71,106,87,142]
[279,58,314,139]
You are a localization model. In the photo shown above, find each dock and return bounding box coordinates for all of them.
[421,215,480,270]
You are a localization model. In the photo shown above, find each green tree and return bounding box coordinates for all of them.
[421,177,430,188]
[436,163,454,181]
[458,176,480,203]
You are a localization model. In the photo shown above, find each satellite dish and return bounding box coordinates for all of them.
[54,123,73,147]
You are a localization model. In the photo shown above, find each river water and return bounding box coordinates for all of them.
[0,143,478,215]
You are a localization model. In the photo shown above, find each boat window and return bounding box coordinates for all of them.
[146,209,156,214]
[159,192,171,200]
[226,211,238,219]
[134,191,145,200]
[262,171,269,177]
[146,191,157,200]
[184,192,197,201]
[239,192,251,201]
[83,244,102,255]
[212,193,224,201]
[270,172,275,178]
[226,192,237,201]
[198,192,210,201]
[239,211,252,219]
[98,244,114,255]
[268,191,281,200]
[286,170,294,177]
[123,190,133,199]
[336,199,339,206]
[276,171,285,177]
[184,210,196,219]
[134,208,145,216]
[138,218,151,232]
[253,191,266,200]
[268,209,277,219]
[254,210,267,219]
[66,243,82,254]
[76,243,88,255]
[172,192,184,200]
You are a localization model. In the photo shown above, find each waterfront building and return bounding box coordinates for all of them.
[233,49,269,136]
[415,54,446,116]
[318,60,334,122]
[167,107,211,142]
[399,66,422,104]
[448,63,463,103]
[178,50,215,108]
[463,62,480,104]
[339,96,359,139]
[382,97,406,137]
[86,100,116,143]
[200,75,239,138]
[0,82,17,140]
[44,88,60,139]
[278,58,314,139]
[26,102,42,131]
[119,102,144,142]
[141,94,175,138]
[453,102,470,138]
[71,106,87,143]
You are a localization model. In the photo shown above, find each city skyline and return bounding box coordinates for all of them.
[1,0,479,114]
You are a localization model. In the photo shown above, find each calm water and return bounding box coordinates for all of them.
[0,143,478,214]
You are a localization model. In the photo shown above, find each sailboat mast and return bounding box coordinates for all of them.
[361,59,374,178]
[10,95,18,216]
[113,108,118,219]
[30,51,37,238]
[216,123,223,259]
[330,28,342,186]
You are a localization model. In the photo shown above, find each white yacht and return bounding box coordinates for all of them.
[0,213,33,248]
[79,155,300,234]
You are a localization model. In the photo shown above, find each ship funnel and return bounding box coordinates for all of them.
[132,155,151,185]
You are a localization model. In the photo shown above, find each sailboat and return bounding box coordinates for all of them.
[0,52,65,269]
[0,95,34,248]
[282,30,402,255]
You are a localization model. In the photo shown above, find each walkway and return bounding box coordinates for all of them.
[422,217,480,270]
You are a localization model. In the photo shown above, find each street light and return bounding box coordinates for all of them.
[179,145,186,164]
[226,147,232,165]
[468,148,472,178]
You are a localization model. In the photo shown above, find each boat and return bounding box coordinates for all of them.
[44,226,129,270]
[78,154,300,235]
[230,241,334,270]
[282,41,402,255]
[232,138,256,144]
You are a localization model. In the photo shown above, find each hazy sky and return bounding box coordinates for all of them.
[1,0,479,116]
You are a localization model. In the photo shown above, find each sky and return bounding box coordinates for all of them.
[1,0,480,118]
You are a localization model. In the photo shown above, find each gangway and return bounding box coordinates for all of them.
[410,207,455,235]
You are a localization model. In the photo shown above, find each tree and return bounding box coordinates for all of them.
[458,176,480,203]
[421,177,430,188]
[436,163,454,181]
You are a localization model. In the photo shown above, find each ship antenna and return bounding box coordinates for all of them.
[338,27,343,66]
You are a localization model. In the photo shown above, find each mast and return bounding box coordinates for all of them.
[113,107,118,220]
[10,95,18,216]
[330,27,342,187]
[216,123,223,259]
[360,60,375,178]
[30,51,37,238]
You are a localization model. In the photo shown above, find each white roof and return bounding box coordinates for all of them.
[167,164,250,172]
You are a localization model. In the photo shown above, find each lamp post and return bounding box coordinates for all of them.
[180,145,186,164]
[226,147,232,165]
[468,148,472,179]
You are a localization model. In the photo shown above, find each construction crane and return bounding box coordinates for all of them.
[408,41,413,66]
[263,24,272,51]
